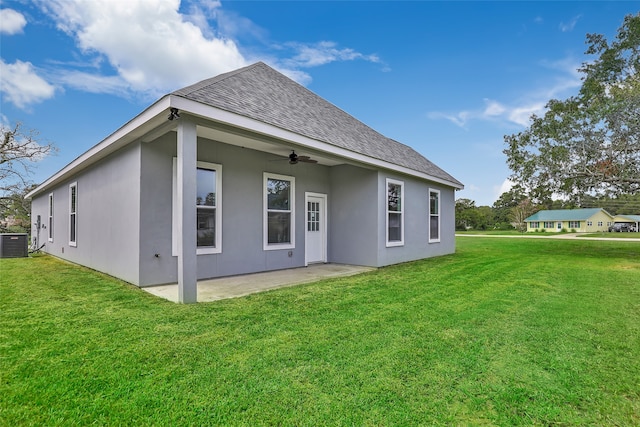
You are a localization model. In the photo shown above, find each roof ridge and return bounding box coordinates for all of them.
[172,62,265,97]
[169,62,463,187]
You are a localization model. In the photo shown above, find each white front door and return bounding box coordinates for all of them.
[305,193,327,265]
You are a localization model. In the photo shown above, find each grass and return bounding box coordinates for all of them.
[1,238,639,425]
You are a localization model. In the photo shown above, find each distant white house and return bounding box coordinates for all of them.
[26,62,463,303]
[524,208,613,232]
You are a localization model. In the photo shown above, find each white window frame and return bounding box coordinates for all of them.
[386,178,404,247]
[69,182,77,247]
[172,159,222,256]
[264,172,295,251]
[544,221,554,229]
[48,192,54,242]
[429,188,441,243]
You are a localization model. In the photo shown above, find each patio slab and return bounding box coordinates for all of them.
[142,263,375,303]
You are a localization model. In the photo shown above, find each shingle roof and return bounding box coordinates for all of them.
[615,214,640,222]
[172,62,462,187]
[525,208,611,222]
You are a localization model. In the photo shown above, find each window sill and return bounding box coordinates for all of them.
[264,243,295,251]
[386,241,404,248]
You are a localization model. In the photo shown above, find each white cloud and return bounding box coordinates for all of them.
[427,99,506,128]
[495,178,514,198]
[284,41,382,68]
[426,111,470,128]
[23,0,383,104]
[0,59,56,109]
[559,15,581,32]
[428,57,582,129]
[483,99,506,117]
[52,70,131,97]
[35,0,248,97]
[0,8,27,34]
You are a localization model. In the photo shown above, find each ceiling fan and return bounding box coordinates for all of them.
[287,150,317,165]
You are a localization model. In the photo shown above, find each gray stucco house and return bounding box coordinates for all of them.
[27,62,463,302]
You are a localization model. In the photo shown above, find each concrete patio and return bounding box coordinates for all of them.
[142,263,375,303]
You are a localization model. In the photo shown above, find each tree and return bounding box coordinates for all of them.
[475,205,495,230]
[1,122,56,233]
[1,122,56,195]
[504,13,640,201]
[510,198,538,233]
[0,185,35,233]
[455,198,478,230]
[455,198,498,230]
[492,186,527,227]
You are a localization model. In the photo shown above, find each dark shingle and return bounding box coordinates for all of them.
[172,62,462,187]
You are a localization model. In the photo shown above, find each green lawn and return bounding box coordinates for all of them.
[1,238,639,425]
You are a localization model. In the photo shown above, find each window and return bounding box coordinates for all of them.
[386,178,404,246]
[48,193,54,242]
[530,222,540,229]
[69,183,77,247]
[598,221,603,226]
[587,221,593,226]
[429,189,440,243]
[196,164,222,252]
[308,201,320,232]
[569,221,580,228]
[544,221,554,229]
[264,173,295,250]
[172,160,222,255]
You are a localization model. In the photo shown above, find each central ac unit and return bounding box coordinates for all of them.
[0,233,29,258]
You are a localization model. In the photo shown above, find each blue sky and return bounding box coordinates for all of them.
[1,1,637,206]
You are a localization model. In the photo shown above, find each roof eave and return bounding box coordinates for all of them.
[27,94,464,200]
[171,96,464,189]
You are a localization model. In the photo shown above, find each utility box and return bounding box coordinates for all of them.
[0,233,29,258]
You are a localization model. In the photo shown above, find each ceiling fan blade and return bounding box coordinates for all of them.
[299,157,318,163]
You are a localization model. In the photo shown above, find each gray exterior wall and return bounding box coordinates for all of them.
[376,172,456,266]
[328,166,457,269]
[138,134,332,286]
[30,143,142,285]
[329,165,379,266]
[31,133,457,288]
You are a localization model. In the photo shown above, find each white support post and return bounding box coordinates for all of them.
[177,119,197,303]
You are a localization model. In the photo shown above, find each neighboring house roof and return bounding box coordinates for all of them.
[172,62,463,187]
[614,214,640,222]
[525,208,612,222]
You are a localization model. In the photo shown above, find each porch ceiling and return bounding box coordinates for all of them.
[195,124,347,167]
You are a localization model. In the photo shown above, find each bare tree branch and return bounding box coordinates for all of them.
[0,122,57,195]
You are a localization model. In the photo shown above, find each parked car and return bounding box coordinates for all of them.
[608,223,633,232]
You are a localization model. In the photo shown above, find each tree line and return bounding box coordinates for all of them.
[456,187,640,232]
